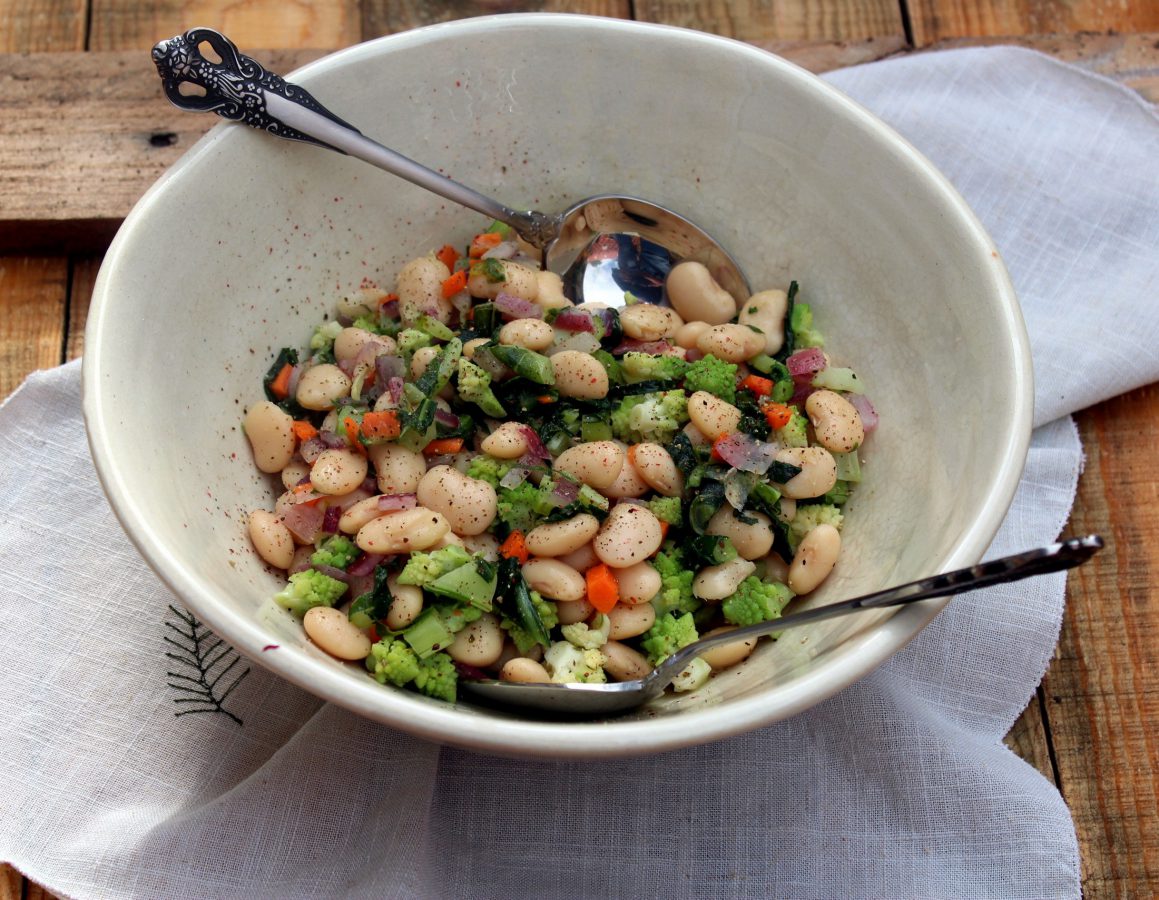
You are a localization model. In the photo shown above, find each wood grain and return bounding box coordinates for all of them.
[0,863,22,900]
[360,0,630,38]
[635,0,904,41]
[0,0,86,52]
[66,255,103,361]
[0,256,69,398]
[1049,382,1159,896]
[908,0,1159,46]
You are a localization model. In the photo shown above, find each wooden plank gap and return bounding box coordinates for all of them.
[1035,684,1064,793]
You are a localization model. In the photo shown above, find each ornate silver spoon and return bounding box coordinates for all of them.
[151,28,749,307]
[461,536,1103,716]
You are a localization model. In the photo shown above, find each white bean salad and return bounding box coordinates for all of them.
[244,223,876,704]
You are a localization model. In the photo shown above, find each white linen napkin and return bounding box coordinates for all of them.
[1,47,1156,899]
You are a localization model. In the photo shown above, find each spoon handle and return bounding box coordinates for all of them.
[652,535,1104,686]
[150,28,556,245]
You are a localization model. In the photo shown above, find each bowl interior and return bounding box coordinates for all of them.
[84,14,1030,756]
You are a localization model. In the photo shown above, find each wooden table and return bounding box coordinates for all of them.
[2,1,1155,896]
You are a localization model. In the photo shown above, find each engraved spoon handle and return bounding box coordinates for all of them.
[151,28,556,245]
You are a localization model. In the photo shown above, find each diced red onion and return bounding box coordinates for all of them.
[282,502,325,543]
[786,348,827,377]
[684,348,705,363]
[378,493,418,511]
[495,292,544,321]
[387,376,405,405]
[713,432,779,474]
[434,408,461,428]
[285,364,302,399]
[337,313,354,327]
[312,564,351,585]
[348,573,375,599]
[593,308,619,336]
[481,241,519,260]
[546,331,601,357]
[499,467,529,490]
[612,339,671,356]
[318,430,347,449]
[299,437,326,464]
[338,357,355,377]
[472,349,510,380]
[849,393,879,433]
[289,546,315,575]
[347,553,385,578]
[553,308,595,333]
[321,506,341,534]
[519,425,551,462]
[548,477,580,507]
[376,354,405,384]
[360,477,377,494]
[453,661,491,681]
[380,299,400,319]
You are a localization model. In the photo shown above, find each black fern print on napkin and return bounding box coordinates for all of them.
[164,604,250,725]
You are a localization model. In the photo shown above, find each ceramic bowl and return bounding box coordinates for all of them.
[84,14,1032,757]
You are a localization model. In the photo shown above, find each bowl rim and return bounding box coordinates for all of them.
[83,13,1033,758]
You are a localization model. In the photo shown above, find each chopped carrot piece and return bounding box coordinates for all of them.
[586,564,620,614]
[441,268,469,298]
[378,292,399,308]
[360,410,401,441]
[763,402,793,430]
[499,530,530,564]
[435,244,460,271]
[741,374,773,396]
[469,231,504,258]
[291,420,318,442]
[343,416,361,444]
[269,363,293,400]
[422,437,464,456]
[658,521,669,541]
[710,433,735,463]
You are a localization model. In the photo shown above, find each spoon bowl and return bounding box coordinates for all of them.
[462,537,1102,716]
[152,28,750,308]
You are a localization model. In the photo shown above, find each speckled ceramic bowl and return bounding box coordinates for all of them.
[84,14,1031,757]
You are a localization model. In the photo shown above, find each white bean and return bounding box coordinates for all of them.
[613,561,663,605]
[556,598,596,625]
[296,364,352,412]
[500,657,552,683]
[355,507,450,554]
[556,540,599,573]
[468,260,538,301]
[619,303,683,341]
[416,465,498,536]
[446,613,505,667]
[696,323,763,363]
[693,557,757,601]
[534,270,571,312]
[628,442,684,497]
[788,523,841,594]
[385,577,424,631]
[522,558,587,602]
[248,509,295,569]
[687,391,742,440]
[665,261,737,325]
[397,255,451,324]
[368,443,426,495]
[280,459,311,491]
[554,441,624,491]
[310,448,369,496]
[607,603,656,640]
[762,552,791,585]
[592,503,664,569]
[776,447,838,499]
[674,320,712,350]
[244,401,296,473]
[480,421,529,459]
[806,389,865,453]
[737,289,789,355]
[552,350,610,400]
[706,506,774,560]
[410,345,441,380]
[339,495,387,534]
[462,337,490,359]
[461,532,501,561]
[303,606,372,661]
[602,641,652,681]
[499,318,555,351]
[334,327,395,365]
[698,626,758,670]
[602,445,651,499]
[526,514,601,557]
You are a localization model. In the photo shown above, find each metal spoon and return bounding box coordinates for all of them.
[151,28,749,307]
[462,535,1103,716]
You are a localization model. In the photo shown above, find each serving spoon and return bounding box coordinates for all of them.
[462,536,1103,716]
[151,28,749,307]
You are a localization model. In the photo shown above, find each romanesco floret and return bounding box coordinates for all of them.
[310,534,359,569]
[366,636,421,686]
[413,652,458,703]
[787,504,844,550]
[620,352,690,383]
[776,407,808,448]
[351,313,384,334]
[790,302,824,348]
[500,590,559,654]
[543,641,608,684]
[309,320,344,355]
[650,549,700,616]
[274,569,348,617]
[456,357,506,417]
[684,355,738,403]
[640,612,700,666]
[610,390,689,444]
[647,496,683,525]
[466,453,516,488]
[396,328,433,358]
[435,603,484,634]
[561,614,610,649]
[396,545,474,587]
[721,576,794,627]
[495,480,544,534]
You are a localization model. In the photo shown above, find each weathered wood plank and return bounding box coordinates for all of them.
[360,0,630,38]
[88,0,361,51]
[635,0,904,42]
[66,254,103,361]
[1048,384,1159,896]
[0,49,325,252]
[0,0,86,52]
[908,0,1159,46]
[1004,687,1057,787]
[0,256,69,399]
[0,864,22,900]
